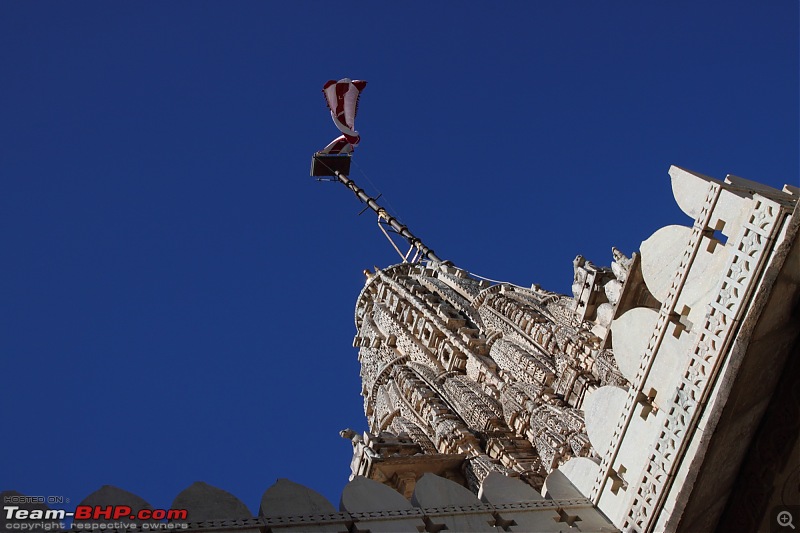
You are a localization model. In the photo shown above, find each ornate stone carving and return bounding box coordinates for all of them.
[352,261,630,495]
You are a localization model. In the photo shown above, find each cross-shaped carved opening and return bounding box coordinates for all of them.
[711,229,728,246]
[423,516,447,533]
[704,220,727,252]
[672,305,693,339]
[609,464,628,495]
[637,388,658,420]
[492,512,517,531]
[553,507,582,527]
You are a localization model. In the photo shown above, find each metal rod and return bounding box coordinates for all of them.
[333,170,446,264]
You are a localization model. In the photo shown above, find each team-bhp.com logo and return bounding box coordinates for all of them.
[4,505,189,530]
[72,507,187,521]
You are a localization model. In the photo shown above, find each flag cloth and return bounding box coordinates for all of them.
[319,78,367,154]
[318,135,354,155]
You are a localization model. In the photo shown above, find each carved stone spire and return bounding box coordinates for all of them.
[349,260,628,494]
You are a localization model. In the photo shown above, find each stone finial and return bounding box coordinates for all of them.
[340,476,414,512]
[76,486,153,525]
[478,472,544,504]
[583,386,628,458]
[341,478,424,532]
[542,467,587,500]
[411,474,495,532]
[171,481,252,522]
[259,478,337,518]
[79,485,151,507]
[411,473,482,508]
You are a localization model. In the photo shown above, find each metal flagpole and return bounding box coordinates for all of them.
[311,76,444,264]
[331,169,446,265]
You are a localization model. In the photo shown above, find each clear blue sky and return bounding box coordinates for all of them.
[2,1,797,514]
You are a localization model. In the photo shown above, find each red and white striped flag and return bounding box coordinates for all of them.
[318,135,354,155]
[319,78,367,155]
